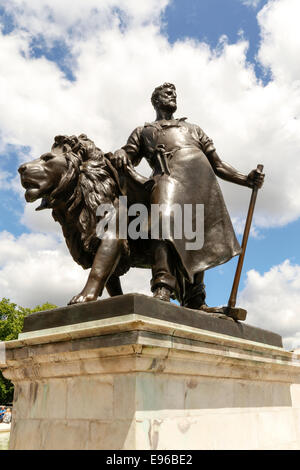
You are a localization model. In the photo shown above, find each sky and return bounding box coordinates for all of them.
[0,0,300,350]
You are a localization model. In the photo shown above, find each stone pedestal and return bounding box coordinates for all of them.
[1,294,300,450]
[0,425,10,450]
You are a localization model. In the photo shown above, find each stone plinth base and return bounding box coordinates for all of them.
[1,295,300,450]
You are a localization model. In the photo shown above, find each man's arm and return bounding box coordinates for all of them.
[111,126,144,169]
[196,125,264,188]
[206,150,265,188]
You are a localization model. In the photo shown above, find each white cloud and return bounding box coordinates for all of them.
[0,231,86,307]
[258,0,300,84]
[0,0,299,232]
[0,0,300,343]
[122,268,152,297]
[2,221,299,351]
[241,0,262,8]
[0,0,169,41]
[0,230,152,307]
[20,204,62,235]
[239,259,300,350]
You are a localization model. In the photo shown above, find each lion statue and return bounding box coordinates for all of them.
[18,133,152,304]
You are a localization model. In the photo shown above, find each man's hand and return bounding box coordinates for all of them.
[111,149,129,169]
[246,168,265,189]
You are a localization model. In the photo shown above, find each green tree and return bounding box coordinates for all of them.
[0,298,57,404]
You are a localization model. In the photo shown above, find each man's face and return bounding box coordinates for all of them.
[156,86,177,113]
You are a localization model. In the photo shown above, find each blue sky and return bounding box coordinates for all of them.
[166,1,263,55]
[164,0,271,84]
[164,0,300,312]
[0,0,300,349]
[206,218,300,307]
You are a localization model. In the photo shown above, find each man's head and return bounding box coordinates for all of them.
[151,83,177,113]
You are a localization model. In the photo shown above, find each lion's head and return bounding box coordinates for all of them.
[19,134,119,203]
[19,134,126,270]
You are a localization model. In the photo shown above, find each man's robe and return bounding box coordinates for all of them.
[122,118,241,282]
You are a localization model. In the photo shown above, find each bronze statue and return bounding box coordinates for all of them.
[112,83,264,308]
[18,83,264,312]
[18,134,152,304]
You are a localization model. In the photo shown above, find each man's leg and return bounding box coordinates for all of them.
[151,240,176,301]
[182,271,207,309]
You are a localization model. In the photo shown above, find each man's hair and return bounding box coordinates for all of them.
[151,82,176,108]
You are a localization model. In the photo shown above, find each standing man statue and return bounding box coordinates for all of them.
[112,83,264,309]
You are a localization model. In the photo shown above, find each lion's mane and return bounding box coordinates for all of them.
[47,134,129,274]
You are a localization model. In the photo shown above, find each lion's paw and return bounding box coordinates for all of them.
[68,293,98,305]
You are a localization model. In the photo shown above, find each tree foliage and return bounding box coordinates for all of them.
[0,298,57,404]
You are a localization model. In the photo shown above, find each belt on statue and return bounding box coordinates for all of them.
[154,144,180,175]
[154,144,197,175]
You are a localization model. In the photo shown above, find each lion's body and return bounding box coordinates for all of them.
[19,134,147,303]
[50,136,130,276]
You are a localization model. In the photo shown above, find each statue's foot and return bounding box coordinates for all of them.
[183,294,207,310]
[184,300,207,310]
[183,282,207,310]
[153,286,172,302]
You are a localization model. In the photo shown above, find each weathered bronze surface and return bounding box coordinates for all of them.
[112,83,264,310]
[18,83,264,316]
[18,134,153,305]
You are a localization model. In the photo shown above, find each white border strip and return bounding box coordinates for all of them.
[0,341,6,366]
